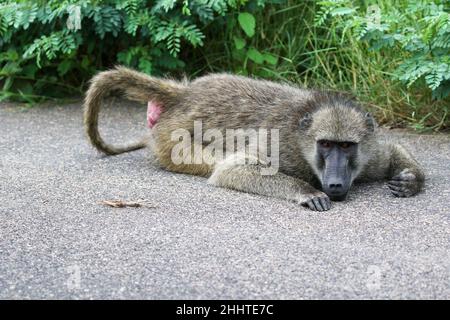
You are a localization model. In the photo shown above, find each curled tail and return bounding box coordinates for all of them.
[84,66,185,155]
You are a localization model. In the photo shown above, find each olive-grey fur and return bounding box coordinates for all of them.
[84,66,425,211]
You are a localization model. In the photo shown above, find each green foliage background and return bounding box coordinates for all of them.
[0,0,449,130]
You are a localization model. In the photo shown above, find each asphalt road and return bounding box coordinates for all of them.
[0,101,449,299]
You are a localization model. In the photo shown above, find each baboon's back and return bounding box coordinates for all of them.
[183,74,313,130]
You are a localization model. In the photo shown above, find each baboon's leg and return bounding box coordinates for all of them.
[151,140,214,177]
[386,144,425,197]
[208,154,331,211]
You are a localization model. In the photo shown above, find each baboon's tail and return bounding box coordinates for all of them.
[84,66,185,155]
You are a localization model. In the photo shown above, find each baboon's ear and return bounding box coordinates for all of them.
[365,112,376,132]
[299,112,313,130]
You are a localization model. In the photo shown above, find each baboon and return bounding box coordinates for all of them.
[84,67,424,211]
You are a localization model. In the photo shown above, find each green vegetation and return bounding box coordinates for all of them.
[0,0,449,130]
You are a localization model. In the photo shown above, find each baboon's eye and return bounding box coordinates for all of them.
[339,142,353,149]
[319,140,331,148]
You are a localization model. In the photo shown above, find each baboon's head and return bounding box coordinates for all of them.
[299,94,376,201]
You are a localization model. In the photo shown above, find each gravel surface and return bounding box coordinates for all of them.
[0,101,449,299]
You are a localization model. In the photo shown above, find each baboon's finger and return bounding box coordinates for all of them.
[319,197,330,211]
[391,190,407,197]
[312,198,324,211]
[387,183,404,191]
[388,180,408,186]
[305,199,317,211]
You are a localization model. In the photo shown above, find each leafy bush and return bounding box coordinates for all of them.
[315,0,450,99]
[0,0,449,131]
[0,0,272,101]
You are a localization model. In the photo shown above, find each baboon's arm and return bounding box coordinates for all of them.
[385,143,425,197]
[208,154,331,211]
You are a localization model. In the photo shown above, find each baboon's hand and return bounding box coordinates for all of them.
[387,169,421,197]
[299,192,331,211]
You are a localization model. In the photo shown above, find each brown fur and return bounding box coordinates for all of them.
[84,66,425,211]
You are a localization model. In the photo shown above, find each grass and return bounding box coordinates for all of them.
[2,0,448,132]
[190,0,449,132]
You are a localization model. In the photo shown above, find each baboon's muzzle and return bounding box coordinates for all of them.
[321,150,352,201]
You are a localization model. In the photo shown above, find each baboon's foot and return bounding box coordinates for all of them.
[387,168,422,198]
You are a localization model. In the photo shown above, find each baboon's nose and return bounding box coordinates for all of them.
[323,181,349,201]
[329,183,343,190]
[326,178,346,193]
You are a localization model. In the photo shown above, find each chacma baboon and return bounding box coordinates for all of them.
[84,67,424,211]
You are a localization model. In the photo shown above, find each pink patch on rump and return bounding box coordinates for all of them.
[147,101,163,128]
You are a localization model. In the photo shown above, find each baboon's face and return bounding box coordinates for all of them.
[315,140,358,201]
[299,103,376,201]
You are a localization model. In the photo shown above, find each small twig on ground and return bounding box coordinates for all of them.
[100,199,157,209]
